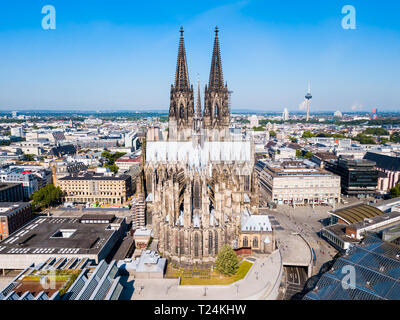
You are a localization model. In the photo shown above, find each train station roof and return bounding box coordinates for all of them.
[330,204,384,225]
[304,236,400,300]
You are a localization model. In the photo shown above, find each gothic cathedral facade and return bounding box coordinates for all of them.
[144,27,261,266]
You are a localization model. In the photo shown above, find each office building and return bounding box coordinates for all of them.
[325,157,378,196]
[57,173,132,205]
[0,203,33,241]
[256,158,341,205]
[0,183,24,202]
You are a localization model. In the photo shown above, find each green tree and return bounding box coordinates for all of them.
[302,131,315,138]
[288,136,298,143]
[106,163,119,174]
[304,151,313,159]
[296,149,303,157]
[24,154,35,161]
[269,130,277,137]
[31,184,63,209]
[390,132,400,143]
[390,184,400,198]
[252,126,265,132]
[363,127,389,136]
[379,137,389,145]
[354,134,376,145]
[215,244,239,276]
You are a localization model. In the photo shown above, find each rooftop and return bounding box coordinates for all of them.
[0,182,22,191]
[59,173,130,181]
[331,204,385,225]
[0,216,123,256]
[0,202,30,217]
[304,236,400,300]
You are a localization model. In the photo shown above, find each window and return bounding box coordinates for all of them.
[208,231,213,255]
[244,175,250,192]
[194,233,199,257]
[243,236,249,247]
[214,104,219,117]
[214,231,219,254]
[194,182,201,209]
[175,232,179,254]
[146,174,152,192]
[180,104,185,118]
[180,231,185,255]
[252,237,258,248]
[165,230,169,251]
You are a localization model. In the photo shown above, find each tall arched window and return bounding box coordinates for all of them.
[180,104,185,118]
[244,175,250,192]
[214,231,219,254]
[214,104,219,117]
[208,231,213,255]
[194,233,199,257]
[243,236,249,247]
[165,230,169,251]
[194,182,201,209]
[252,237,258,248]
[175,232,179,254]
[146,174,152,192]
[180,231,185,255]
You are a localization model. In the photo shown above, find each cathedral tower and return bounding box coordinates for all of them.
[169,27,195,141]
[203,27,230,140]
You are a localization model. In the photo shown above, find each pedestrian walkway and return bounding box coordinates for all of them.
[131,250,282,300]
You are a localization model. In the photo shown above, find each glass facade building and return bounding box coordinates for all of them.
[325,158,378,196]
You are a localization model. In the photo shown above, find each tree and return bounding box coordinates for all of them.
[296,149,303,157]
[215,244,239,276]
[101,151,126,170]
[379,137,389,145]
[304,151,313,159]
[363,127,389,136]
[24,154,35,161]
[269,130,277,137]
[252,126,265,132]
[288,136,298,143]
[391,132,400,143]
[31,184,63,209]
[390,185,400,198]
[106,163,119,174]
[302,131,315,138]
[354,134,376,145]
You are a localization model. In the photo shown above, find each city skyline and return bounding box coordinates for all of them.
[0,0,399,112]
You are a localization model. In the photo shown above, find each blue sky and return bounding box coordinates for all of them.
[0,0,399,112]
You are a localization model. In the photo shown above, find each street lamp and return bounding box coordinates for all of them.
[235,284,239,295]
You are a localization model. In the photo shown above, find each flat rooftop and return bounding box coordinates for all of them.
[58,174,130,181]
[350,211,400,231]
[259,159,334,177]
[51,207,133,218]
[0,182,21,191]
[0,202,30,217]
[323,224,360,244]
[0,216,123,256]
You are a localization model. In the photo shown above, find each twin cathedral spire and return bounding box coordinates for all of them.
[168,27,230,141]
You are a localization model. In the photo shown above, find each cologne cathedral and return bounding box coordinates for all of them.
[143,27,270,266]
